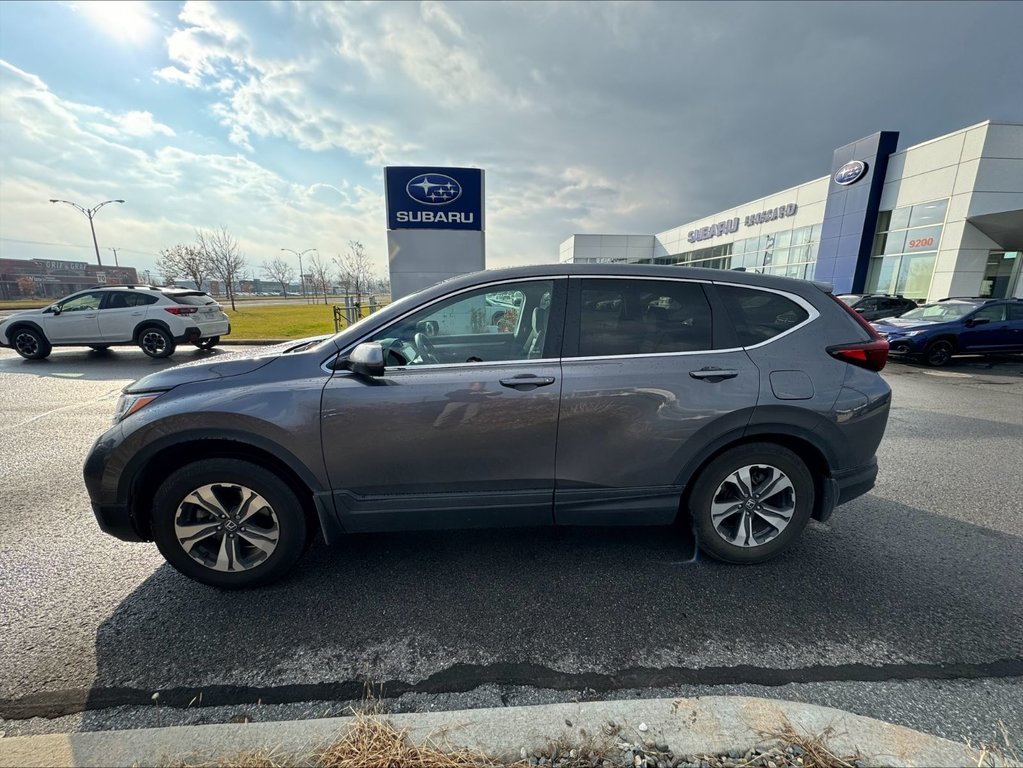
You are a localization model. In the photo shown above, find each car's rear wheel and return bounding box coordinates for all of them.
[688,442,814,564]
[151,459,307,588]
[193,336,219,349]
[11,327,51,360]
[924,339,954,367]
[138,327,176,358]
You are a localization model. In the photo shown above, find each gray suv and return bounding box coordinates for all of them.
[84,265,892,588]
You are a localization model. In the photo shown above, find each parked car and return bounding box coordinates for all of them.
[871,297,1023,366]
[0,286,230,360]
[83,264,892,588]
[835,293,918,322]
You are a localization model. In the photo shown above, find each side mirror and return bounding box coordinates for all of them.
[965,317,990,327]
[347,342,385,377]
[854,307,866,313]
[49,305,61,315]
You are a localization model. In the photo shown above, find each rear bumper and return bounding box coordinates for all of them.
[834,456,878,505]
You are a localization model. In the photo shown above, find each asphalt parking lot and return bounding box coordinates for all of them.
[0,346,1021,745]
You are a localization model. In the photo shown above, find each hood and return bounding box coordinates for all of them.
[872,316,953,332]
[125,336,334,393]
[0,307,47,323]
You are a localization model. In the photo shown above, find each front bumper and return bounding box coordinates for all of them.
[83,428,146,542]
[877,333,926,356]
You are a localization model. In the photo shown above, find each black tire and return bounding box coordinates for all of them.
[924,339,954,367]
[688,442,814,564]
[138,326,176,358]
[151,459,307,589]
[89,345,110,351]
[193,336,219,349]
[10,327,51,360]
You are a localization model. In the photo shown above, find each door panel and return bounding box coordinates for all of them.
[321,362,561,531]
[321,276,567,533]
[554,277,760,525]
[45,292,104,342]
[959,305,1010,350]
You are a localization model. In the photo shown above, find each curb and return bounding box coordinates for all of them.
[0,696,1007,768]
[217,338,291,345]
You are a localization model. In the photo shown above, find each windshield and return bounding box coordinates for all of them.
[898,302,977,322]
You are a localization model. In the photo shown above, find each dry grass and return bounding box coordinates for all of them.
[313,708,505,768]
[758,721,861,768]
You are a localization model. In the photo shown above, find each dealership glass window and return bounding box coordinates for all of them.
[888,207,911,231]
[908,199,948,228]
[896,252,937,298]
[774,230,792,248]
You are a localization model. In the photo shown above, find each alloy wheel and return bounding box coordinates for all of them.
[710,463,796,547]
[173,483,280,572]
[141,330,167,356]
[14,331,39,357]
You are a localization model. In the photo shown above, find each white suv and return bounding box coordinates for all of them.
[0,286,231,360]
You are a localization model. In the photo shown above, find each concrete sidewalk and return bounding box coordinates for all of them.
[0,695,1011,768]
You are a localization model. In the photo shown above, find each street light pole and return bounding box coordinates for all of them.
[109,247,120,267]
[49,198,125,267]
[281,248,317,304]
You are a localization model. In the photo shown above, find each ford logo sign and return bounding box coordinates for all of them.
[406,173,462,206]
[834,160,868,186]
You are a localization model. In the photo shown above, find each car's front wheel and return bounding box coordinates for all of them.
[11,327,51,360]
[151,459,307,588]
[924,339,954,367]
[138,327,176,358]
[688,442,814,564]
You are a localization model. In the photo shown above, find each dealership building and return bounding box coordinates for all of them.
[560,121,1023,303]
[0,257,140,301]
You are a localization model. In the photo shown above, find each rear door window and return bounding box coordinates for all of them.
[716,284,810,347]
[1008,304,1023,322]
[574,279,712,357]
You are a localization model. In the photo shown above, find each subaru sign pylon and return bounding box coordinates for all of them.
[385,166,485,298]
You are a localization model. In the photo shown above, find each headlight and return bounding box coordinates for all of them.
[113,392,161,424]
[898,330,925,337]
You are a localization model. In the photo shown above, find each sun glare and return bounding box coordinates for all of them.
[76,1,156,44]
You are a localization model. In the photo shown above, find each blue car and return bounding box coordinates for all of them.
[871,297,1023,366]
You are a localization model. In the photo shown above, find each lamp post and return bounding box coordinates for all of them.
[49,198,125,267]
[281,248,317,303]
[109,247,120,267]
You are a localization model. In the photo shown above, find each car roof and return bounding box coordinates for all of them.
[437,262,834,297]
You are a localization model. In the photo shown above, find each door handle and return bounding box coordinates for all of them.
[131,311,144,316]
[499,374,556,390]
[689,367,739,381]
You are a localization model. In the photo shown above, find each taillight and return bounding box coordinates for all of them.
[826,294,889,372]
[164,306,198,315]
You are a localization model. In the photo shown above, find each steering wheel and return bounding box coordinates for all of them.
[413,332,441,364]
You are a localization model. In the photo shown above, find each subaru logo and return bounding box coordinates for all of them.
[834,160,868,186]
[406,173,462,206]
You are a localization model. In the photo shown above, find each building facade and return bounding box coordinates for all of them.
[0,257,140,300]
[560,121,1023,303]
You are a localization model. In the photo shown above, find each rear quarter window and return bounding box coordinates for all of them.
[716,285,810,347]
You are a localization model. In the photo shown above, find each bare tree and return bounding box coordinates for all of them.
[262,257,295,298]
[197,226,246,311]
[157,244,208,290]
[308,252,333,305]
[333,240,373,303]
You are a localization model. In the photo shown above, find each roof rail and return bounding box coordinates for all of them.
[87,284,162,290]
[938,296,987,301]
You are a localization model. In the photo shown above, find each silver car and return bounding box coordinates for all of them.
[84,264,891,588]
[0,285,230,359]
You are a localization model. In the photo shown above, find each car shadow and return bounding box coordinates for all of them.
[887,354,1023,377]
[0,347,241,382]
[68,495,1023,729]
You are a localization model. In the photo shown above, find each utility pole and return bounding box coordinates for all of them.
[109,247,120,267]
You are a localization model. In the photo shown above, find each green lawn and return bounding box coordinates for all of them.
[226,303,374,339]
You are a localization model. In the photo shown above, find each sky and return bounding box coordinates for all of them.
[1,0,1021,282]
